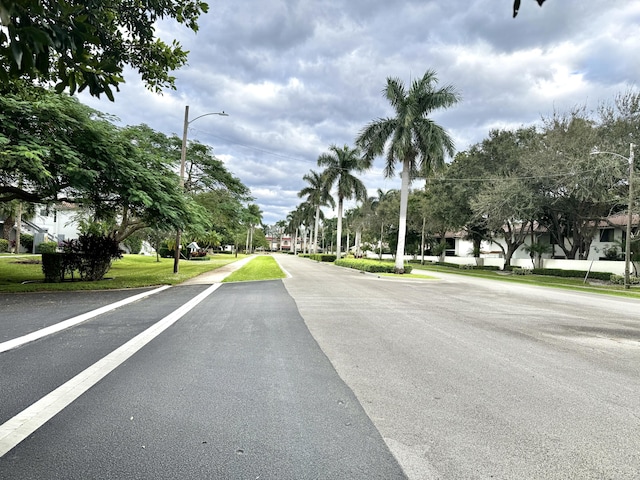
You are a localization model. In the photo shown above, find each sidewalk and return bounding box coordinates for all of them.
[180,255,256,285]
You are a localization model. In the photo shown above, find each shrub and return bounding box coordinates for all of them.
[188,256,210,261]
[0,238,8,253]
[513,267,532,275]
[309,254,336,262]
[609,274,640,285]
[157,241,172,258]
[335,259,413,274]
[75,234,123,281]
[36,241,58,253]
[20,233,34,253]
[41,253,80,283]
[42,234,123,282]
[531,268,612,281]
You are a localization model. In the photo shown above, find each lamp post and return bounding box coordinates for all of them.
[592,143,635,288]
[174,105,228,274]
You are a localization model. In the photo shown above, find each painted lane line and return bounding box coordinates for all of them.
[0,285,171,354]
[0,282,222,458]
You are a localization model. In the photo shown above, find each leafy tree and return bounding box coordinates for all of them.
[357,69,460,273]
[298,170,335,254]
[0,0,209,99]
[535,109,625,259]
[460,128,542,265]
[0,88,195,242]
[317,144,371,259]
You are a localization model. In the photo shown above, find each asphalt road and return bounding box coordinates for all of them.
[1,255,640,479]
[277,255,640,479]
[0,280,405,479]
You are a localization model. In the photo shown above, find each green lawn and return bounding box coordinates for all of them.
[222,255,286,283]
[410,263,640,299]
[0,254,246,292]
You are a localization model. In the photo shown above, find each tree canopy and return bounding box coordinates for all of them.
[0,85,249,244]
[0,0,208,99]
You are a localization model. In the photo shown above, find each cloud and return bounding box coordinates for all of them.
[79,0,639,226]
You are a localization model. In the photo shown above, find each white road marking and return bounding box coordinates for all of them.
[0,283,222,457]
[0,285,171,354]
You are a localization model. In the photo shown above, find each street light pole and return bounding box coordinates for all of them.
[592,143,635,289]
[174,105,228,274]
[624,143,635,289]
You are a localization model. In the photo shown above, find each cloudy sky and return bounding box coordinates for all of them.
[80,0,640,225]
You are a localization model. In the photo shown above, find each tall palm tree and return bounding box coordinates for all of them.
[244,203,263,253]
[356,70,460,273]
[318,144,371,259]
[298,170,335,254]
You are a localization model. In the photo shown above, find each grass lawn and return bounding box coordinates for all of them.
[222,255,286,283]
[410,262,640,299]
[0,254,246,293]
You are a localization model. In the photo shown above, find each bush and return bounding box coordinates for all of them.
[0,238,8,253]
[41,253,79,283]
[335,259,413,274]
[609,274,640,285]
[42,234,123,282]
[157,241,172,258]
[20,233,34,253]
[309,254,336,262]
[531,268,613,281]
[36,241,58,254]
[188,256,210,261]
[513,267,532,275]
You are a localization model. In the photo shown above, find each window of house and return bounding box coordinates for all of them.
[599,228,614,242]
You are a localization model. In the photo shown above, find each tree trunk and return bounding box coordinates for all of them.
[395,160,411,273]
[421,217,426,264]
[15,202,22,253]
[336,198,344,259]
[313,206,320,254]
[2,214,14,241]
[379,223,384,260]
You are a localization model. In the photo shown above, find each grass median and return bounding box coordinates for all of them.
[222,255,286,283]
[0,254,247,293]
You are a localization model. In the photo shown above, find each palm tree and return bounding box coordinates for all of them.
[244,203,263,253]
[298,170,335,254]
[356,70,460,273]
[317,144,371,259]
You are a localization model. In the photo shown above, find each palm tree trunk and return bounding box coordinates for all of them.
[314,206,320,254]
[336,198,344,259]
[421,217,426,265]
[379,223,384,260]
[395,160,411,273]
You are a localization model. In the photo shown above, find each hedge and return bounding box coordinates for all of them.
[36,241,58,254]
[0,239,8,252]
[309,254,336,262]
[335,259,413,274]
[530,268,613,281]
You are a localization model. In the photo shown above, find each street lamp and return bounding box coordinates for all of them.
[591,143,636,289]
[174,105,229,274]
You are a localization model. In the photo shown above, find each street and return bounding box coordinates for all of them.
[1,254,640,479]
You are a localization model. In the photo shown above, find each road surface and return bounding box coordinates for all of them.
[1,254,639,479]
